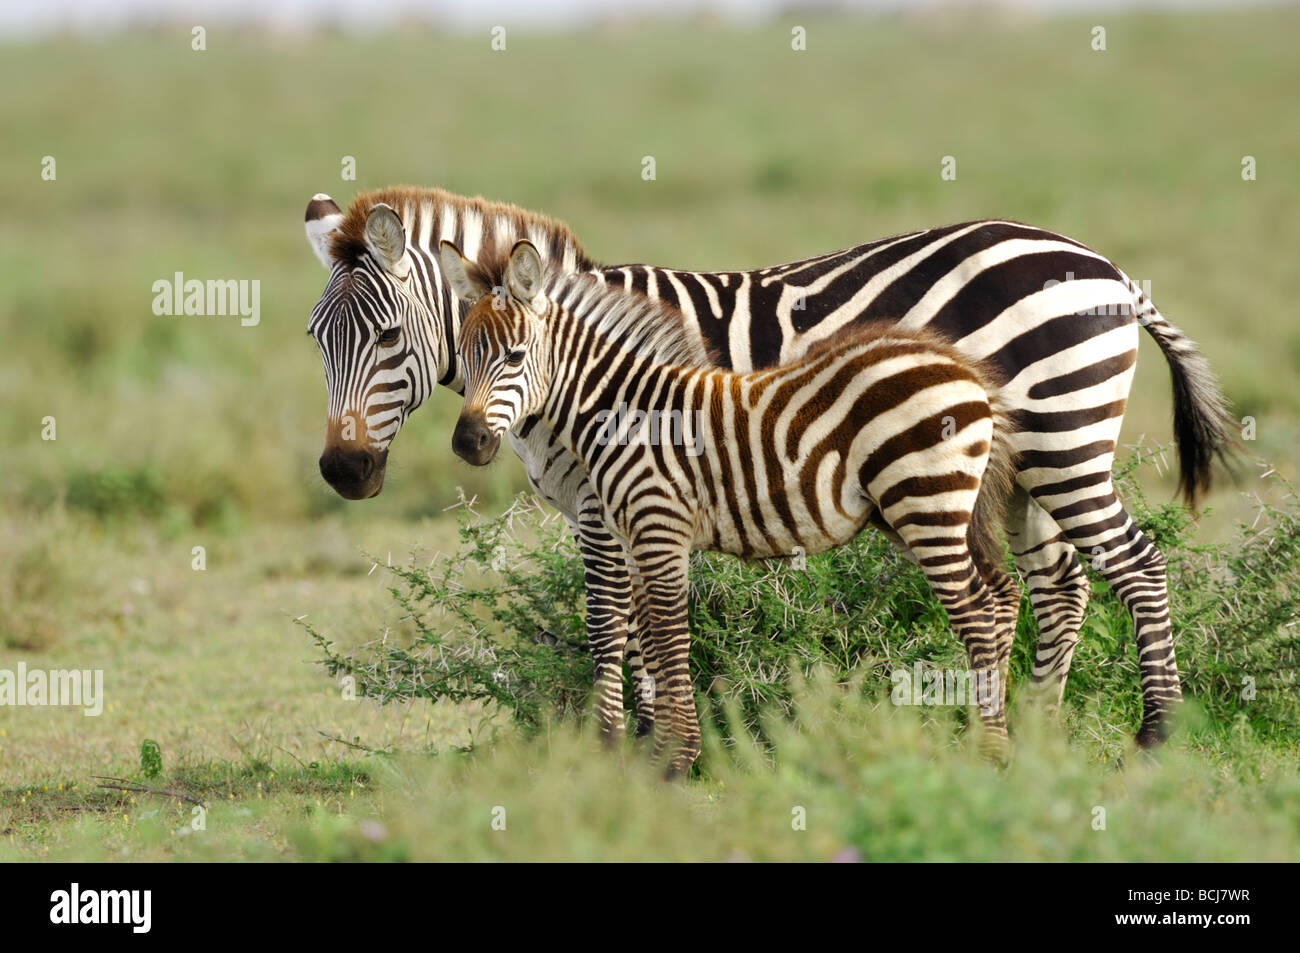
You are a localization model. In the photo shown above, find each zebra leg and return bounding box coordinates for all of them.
[514,427,649,739]
[1038,480,1181,746]
[1004,484,1091,713]
[884,510,1018,731]
[892,526,1011,755]
[940,566,1010,755]
[572,500,635,740]
[630,542,700,777]
[624,560,662,738]
[975,558,1021,720]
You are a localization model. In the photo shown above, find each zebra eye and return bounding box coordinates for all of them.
[377,327,401,347]
[506,350,526,366]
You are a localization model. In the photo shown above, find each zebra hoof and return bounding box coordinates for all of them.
[662,761,688,782]
[1135,723,1171,748]
[661,749,699,781]
[979,741,1011,767]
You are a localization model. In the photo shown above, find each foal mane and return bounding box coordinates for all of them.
[547,272,718,367]
[470,245,716,368]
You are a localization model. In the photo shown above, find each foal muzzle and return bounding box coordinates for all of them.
[452,413,501,466]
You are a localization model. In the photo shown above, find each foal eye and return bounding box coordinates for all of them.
[377,327,401,347]
[506,350,526,366]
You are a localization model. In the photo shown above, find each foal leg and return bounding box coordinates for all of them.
[572,496,634,739]
[880,507,1023,703]
[975,556,1022,719]
[892,521,1012,754]
[630,541,700,777]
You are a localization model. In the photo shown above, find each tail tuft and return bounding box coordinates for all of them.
[1131,281,1238,508]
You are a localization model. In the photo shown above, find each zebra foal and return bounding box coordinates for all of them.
[441,238,1020,774]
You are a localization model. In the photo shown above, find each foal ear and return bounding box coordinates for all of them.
[304,193,344,268]
[439,241,491,303]
[506,240,544,303]
[363,203,411,278]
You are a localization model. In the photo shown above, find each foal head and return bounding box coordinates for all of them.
[440,240,550,466]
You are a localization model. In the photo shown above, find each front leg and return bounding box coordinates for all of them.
[572,496,635,739]
[630,539,699,777]
[512,424,648,737]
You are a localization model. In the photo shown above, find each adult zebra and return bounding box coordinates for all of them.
[442,238,1022,773]
[303,186,1234,747]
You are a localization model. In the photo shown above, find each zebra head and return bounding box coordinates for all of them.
[304,194,436,500]
[439,239,548,467]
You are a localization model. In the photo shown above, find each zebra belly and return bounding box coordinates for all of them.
[695,489,875,560]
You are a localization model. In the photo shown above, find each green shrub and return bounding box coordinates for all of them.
[139,739,164,778]
[305,495,593,733]
[304,450,1300,754]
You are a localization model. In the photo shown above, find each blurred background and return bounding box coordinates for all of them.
[1,0,1297,790]
[3,0,1297,533]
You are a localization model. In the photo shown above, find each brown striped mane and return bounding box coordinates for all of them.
[331,186,598,272]
[553,273,720,367]
[466,244,718,368]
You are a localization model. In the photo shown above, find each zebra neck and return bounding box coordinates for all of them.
[541,315,687,462]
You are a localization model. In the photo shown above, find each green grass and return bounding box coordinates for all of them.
[7,680,1300,862]
[0,514,474,857]
[2,8,1298,860]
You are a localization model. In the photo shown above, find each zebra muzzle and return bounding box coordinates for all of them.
[318,446,386,500]
[452,414,501,466]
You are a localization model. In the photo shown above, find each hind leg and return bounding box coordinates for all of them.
[927,557,1012,753]
[889,527,1014,754]
[1004,484,1092,712]
[974,557,1021,719]
[1029,471,1181,746]
[878,504,1019,738]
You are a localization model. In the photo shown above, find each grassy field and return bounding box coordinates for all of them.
[2,7,1298,860]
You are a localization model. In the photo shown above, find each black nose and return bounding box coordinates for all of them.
[452,416,499,466]
[319,447,380,498]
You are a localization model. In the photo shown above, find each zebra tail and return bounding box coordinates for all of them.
[1128,277,1239,508]
[968,394,1020,574]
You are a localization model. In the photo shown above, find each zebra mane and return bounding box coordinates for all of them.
[545,272,717,367]
[331,186,598,273]
[465,242,714,366]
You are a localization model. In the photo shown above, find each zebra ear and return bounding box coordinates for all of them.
[506,240,544,303]
[304,193,344,268]
[438,241,491,304]
[364,203,411,278]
